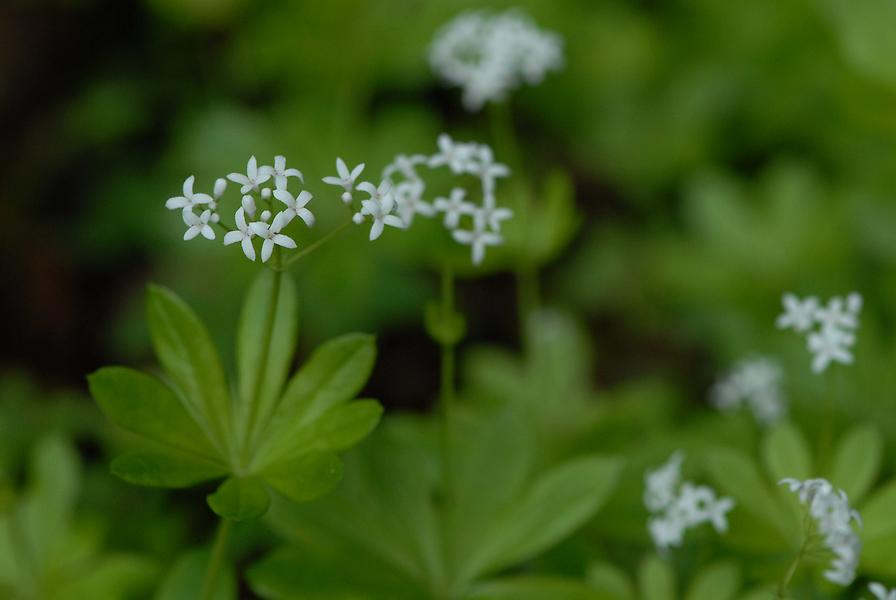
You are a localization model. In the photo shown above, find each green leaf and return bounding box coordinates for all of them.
[858,478,896,575]
[156,549,236,600]
[818,0,896,88]
[237,270,299,449]
[468,575,605,600]
[207,477,271,521]
[685,562,740,600]
[586,561,635,600]
[88,366,217,459]
[254,334,376,464]
[146,284,232,452]
[463,455,622,579]
[111,450,227,488]
[761,422,812,483]
[56,554,158,600]
[309,400,383,452]
[704,447,795,544]
[828,424,883,504]
[424,301,466,346]
[261,451,344,504]
[638,555,676,600]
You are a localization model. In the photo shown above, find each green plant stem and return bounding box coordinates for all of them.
[818,369,841,469]
[200,517,233,600]
[777,516,814,599]
[279,219,352,269]
[240,259,282,464]
[488,101,540,342]
[440,262,456,412]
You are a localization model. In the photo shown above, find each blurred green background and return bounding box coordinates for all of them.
[3,0,896,596]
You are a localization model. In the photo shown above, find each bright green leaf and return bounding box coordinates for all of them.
[858,478,896,575]
[261,451,344,504]
[828,424,883,504]
[638,555,676,600]
[586,561,634,600]
[156,549,236,600]
[146,284,232,452]
[761,422,812,483]
[88,366,217,459]
[237,270,299,450]
[685,562,740,600]
[111,450,227,488]
[207,477,271,521]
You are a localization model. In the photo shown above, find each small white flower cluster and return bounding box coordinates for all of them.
[776,292,862,374]
[165,156,313,263]
[869,583,896,600]
[710,357,786,425]
[644,452,735,552]
[322,134,512,265]
[780,478,862,586]
[429,9,563,111]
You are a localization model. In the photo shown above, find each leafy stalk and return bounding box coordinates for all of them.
[201,517,234,600]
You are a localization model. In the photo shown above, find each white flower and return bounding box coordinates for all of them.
[807,326,855,373]
[429,134,476,173]
[644,451,684,513]
[776,294,820,332]
[434,188,475,229]
[227,156,271,194]
[249,212,297,262]
[480,194,514,231]
[452,211,503,265]
[869,582,896,600]
[166,176,212,211]
[394,179,434,226]
[322,158,365,203]
[261,155,303,191]
[648,516,684,551]
[710,357,786,425]
[779,478,861,587]
[357,181,405,241]
[213,177,227,200]
[470,145,510,192]
[384,154,427,181]
[273,189,315,227]
[429,9,564,111]
[182,208,215,241]
[816,297,859,331]
[223,207,256,261]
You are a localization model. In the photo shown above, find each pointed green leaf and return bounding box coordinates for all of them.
[56,555,158,600]
[237,270,299,448]
[828,424,883,503]
[88,366,217,459]
[685,562,740,600]
[207,477,271,521]
[761,422,812,483]
[146,284,232,451]
[464,455,622,579]
[638,555,676,600]
[111,450,227,488]
[261,451,344,504]
[704,447,795,543]
[468,575,605,600]
[255,334,375,460]
[156,549,235,600]
[857,478,896,575]
[586,561,635,599]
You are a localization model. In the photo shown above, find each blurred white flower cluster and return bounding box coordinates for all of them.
[165,155,312,263]
[710,357,786,425]
[644,452,735,552]
[776,292,862,373]
[779,478,862,586]
[323,133,512,265]
[429,9,563,111]
[869,583,896,600]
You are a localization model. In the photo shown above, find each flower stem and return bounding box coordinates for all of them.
[279,219,352,269]
[777,515,814,599]
[200,517,233,600]
[440,262,456,412]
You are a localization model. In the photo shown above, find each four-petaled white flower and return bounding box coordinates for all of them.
[807,326,855,373]
[776,294,819,332]
[166,176,212,211]
[223,207,257,261]
[183,209,215,241]
[394,179,434,226]
[434,188,475,229]
[480,195,513,231]
[471,146,510,192]
[429,134,475,173]
[869,583,896,600]
[322,158,365,203]
[710,357,786,425]
[250,212,297,263]
[227,156,271,194]
[260,155,303,191]
[452,211,502,265]
[357,181,405,241]
[274,189,315,227]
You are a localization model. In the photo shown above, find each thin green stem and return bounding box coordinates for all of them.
[279,219,352,269]
[440,262,456,412]
[240,258,282,464]
[200,517,233,600]
[777,515,814,599]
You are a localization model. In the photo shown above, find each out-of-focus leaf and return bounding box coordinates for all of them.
[638,555,676,600]
[586,561,635,600]
[827,424,883,504]
[761,422,812,483]
[858,478,896,575]
[155,549,236,600]
[818,0,896,88]
[56,555,158,600]
[685,561,740,600]
[467,575,605,600]
[207,477,271,521]
[111,450,227,488]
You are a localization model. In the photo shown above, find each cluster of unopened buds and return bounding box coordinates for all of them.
[776,292,862,373]
[779,478,862,586]
[643,452,735,552]
[710,356,786,425]
[429,9,564,111]
[163,134,513,266]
